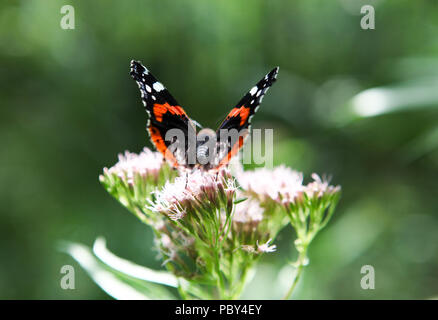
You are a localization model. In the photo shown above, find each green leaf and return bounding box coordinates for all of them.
[60,241,176,300]
[349,78,438,118]
[92,237,179,288]
[233,197,248,205]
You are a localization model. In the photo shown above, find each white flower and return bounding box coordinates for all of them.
[149,168,236,220]
[149,179,188,220]
[237,165,304,203]
[257,239,277,253]
[156,174,195,205]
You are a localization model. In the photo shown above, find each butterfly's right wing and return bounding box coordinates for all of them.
[214,67,279,168]
[130,60,196,167]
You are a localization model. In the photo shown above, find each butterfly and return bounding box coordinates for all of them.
[130,60,279,171]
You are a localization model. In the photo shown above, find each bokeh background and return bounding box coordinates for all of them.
[1,0,438,299]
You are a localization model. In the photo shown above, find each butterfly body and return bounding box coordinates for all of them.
[130,60,279,171]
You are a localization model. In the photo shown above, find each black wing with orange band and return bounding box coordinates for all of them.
[130,60,196,167]
[215,67,279,168]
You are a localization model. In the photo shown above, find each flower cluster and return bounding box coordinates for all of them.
[150,169,236,222]
[99,148,177,223]
[237,165,304,203]
[237,166,341,255]
[99,147,341,299]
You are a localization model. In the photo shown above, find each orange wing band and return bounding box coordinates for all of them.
[226,105,250,126]
[153,103,187,122]
[148,125,178,167]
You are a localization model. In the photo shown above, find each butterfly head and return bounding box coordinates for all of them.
[196,128,217,167]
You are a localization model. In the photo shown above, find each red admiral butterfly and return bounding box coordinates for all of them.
[130,60,279,171]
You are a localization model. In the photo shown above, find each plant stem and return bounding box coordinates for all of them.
[214,248,227,299]
[177,283,189,300]
[231,266,249,299]
[283,246,308,300]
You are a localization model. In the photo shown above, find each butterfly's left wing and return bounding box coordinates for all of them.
[130,60,196,168]
[214,67,279,168]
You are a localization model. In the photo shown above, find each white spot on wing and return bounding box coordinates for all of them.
[249,86,258,96]
[153,82,165,92]
[146,85,152,93]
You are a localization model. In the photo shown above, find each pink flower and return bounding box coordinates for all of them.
[237,165,304,203]
[304,173,341,198]
[101,147,164,185]
[234,196,263,223]
[233,197,264,234]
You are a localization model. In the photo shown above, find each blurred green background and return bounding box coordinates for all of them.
[1,0,438,299]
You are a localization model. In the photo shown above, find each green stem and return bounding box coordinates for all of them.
[231,265,250,299]
[283,246,308,300]
[177,283,189,300]
[214,247,227,299]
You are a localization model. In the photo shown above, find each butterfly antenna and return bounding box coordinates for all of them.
[191,119,203,129]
